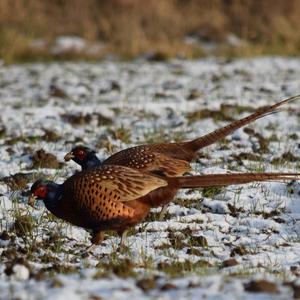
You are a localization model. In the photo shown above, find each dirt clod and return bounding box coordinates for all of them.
[1,172,35,190]
[244,279,279,294]
[221,258,239,268]
[230,246,248,257]
[160,283,177,291]
[30,149,62,169]
[0,230,10,240]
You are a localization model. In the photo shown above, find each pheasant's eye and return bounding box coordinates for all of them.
[75,149,86,160]
[34,186,47,198]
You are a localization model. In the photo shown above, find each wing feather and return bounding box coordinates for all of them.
[103,147,191,176]
[64,165,167,222]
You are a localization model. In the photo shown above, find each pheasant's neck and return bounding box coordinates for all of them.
[82,156,101,170]
[44,183,64,211]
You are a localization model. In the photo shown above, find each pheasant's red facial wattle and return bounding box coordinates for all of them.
[74,149,86,161]
[34,185,48,199]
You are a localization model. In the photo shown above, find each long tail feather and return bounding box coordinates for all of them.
[172,173,300,188]
[187,95,300,151]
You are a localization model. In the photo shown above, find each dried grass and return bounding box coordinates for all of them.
[1,0,300,62]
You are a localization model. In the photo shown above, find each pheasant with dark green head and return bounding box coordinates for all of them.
[29,165,300,247]
[64,95,300,212]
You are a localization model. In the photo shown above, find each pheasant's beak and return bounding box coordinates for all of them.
[28,194,37,208]
[64,152,75,161]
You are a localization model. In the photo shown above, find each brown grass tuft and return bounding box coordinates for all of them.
[1,0,300,62]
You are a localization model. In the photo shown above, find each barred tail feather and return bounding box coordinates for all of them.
[187,95,300,151]
[172,173,300,188]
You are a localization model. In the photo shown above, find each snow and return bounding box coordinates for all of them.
[12,264,30,281]
[0,56,299,299]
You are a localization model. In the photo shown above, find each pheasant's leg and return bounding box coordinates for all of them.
[119,230,128,248]
[158,204,168,221]
[87,231,105,252]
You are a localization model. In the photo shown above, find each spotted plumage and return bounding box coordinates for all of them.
[32,95,300,247]
[30,166,167,234]
[104,146,192,176]
[29,166,300,247]
[64,95,300,210]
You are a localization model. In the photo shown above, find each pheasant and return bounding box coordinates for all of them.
[64,95,300,216]
[29,166,300,247]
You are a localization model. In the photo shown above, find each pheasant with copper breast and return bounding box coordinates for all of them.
[29,165,300,247]
[64,95,300,215]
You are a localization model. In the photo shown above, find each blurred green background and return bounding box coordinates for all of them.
[1,0,300,63]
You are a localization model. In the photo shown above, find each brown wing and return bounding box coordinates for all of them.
[103,146,192,177]
[63,165,167,223]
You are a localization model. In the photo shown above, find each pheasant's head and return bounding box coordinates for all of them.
[64,145,101,170]
[29,179,62,210]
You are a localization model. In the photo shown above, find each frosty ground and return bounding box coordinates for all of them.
[0,57,300,299]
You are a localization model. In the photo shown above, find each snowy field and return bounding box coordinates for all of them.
[0,57,300,299]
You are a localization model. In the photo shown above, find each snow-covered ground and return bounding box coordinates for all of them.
[0,57,300,299]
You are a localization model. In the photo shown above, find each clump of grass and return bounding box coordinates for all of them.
[108,126,132,144]
[42,264,78,277]
[5,134,41,145]
[243,128,270,153]
[187,108,234,124]
[202,186,224,198]
[142,129,188,145]
[157,259,212,277]
[145,209,172,222]
[97,258,137,278]
[168,231,187,250]
[187,104,255,125]
[13,214,35,237]
[2,0,300,62]
[142,129,168,144]
[271,151,300,165]
[42,129,62,142]
[173,198,200,209]
[30,149,63,169]
[230,245,248,257]
[1,173,36,191]
[186,248,204,256]
[61,112,113,127]
[136,277,158,292]
[189,235,208,248]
